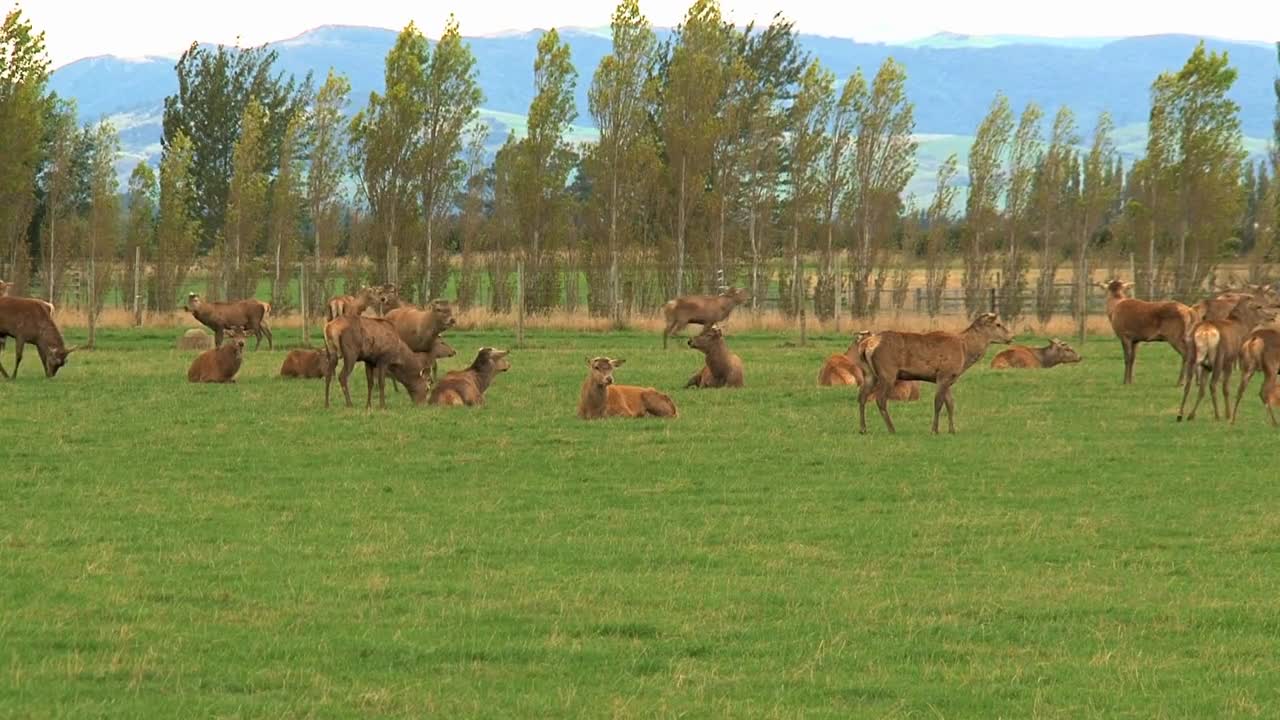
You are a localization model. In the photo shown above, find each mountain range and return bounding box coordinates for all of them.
[49,25,1279,197]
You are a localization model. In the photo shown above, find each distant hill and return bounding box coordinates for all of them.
[49,25,1277,191]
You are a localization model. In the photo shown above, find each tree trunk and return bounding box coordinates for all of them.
[676,156,687,297]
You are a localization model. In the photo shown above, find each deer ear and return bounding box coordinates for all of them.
[611,358,625,367]
[1122,282,1135,290]
[63,345,80,355]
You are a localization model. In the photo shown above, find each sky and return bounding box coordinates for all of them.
[24,0,1280,69]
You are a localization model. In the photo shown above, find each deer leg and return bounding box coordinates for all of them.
[858,378,874,434]
[1177,358,1198,421]
[1217,364,1233,422]
[261,322,273,350]
[0,341,8,379]
[377,366,387,409]
[943,383,958,434]
[932,385,946,435]
[1186,365,1209,422]
[1207,364,1222,421]
[874,380,895,434]
[1232,368,1255,425]
[364,364,376,409]
[1172,337,1190,386]
[11,338,24,378]
[339,357,355,408]
[1126,339,1140,385]
[253,325,263,351]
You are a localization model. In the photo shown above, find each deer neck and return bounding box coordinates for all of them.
[960,329,995,371]
[580,378,607,416]
[1032,345,1057,368]
[703,340,733,372]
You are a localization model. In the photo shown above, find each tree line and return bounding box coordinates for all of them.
[0,3,1277,329]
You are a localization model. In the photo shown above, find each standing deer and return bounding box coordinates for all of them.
[1177,296,1272,422]
[858,313,1013,434]
[326,285,382,321]
[1096,279,1196,385]
[323,316,430,409]
[0,296,77,379]
[661,287,750,349]
[1232,326,1280,426]
[185,293,274,350]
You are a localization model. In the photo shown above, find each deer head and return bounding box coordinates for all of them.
[688,324,724,351]
[586,356,624,387]
[1049,338,1082,364]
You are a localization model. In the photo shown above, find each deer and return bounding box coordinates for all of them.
[187,328,246,383]
[858,312,1013,434]
[661,287,750,349]
[323,315,430,409]
[385,299,456,355]
[185,293,274,350]
[326,285,382,321]
[578,357,678,419]
[0,296,77,379]
[1177,296,1274,422]
[429,347,511,407]
[0,280,55,359]
[990,338,1082,369]
[279,348,327,379]
[684,324,744,388]
[1231,326,1280,426]
[388,334,457,394]
[1195,284,1278,322]
[818,330,920,401]
[1095,279,1197,385]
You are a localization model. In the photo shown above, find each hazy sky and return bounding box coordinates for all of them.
[26,0,1280,68]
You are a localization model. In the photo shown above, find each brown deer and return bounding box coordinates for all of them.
[1177,296,1273,422]
[326,285,381,321]
[429,347,511,407]
[323,316,430,409]
[1096,279,1196,385]
[661,287,750,349]
[858,313,1013,434]
[185,293,274,350]
[990,339,1082,369]
[389,334,457,394]
[0,280,55,359]
[0,296,78,379]
[578,357,678,419]
[1195,284,1278,322]
[187,328,246,383]
[685,325,744,388]
[385,299,456,354]
[817,330,920,400]
[279,348,327,379]
[1231,327,1280,426]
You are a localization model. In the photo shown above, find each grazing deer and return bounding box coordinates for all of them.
[858,313,1013,434]
[1177,296,1273,422]
[1095,279,1196,385]
[185,293,273,350]
[685,325,744,388]
[323,316,430,409]
[990,339,1082,369]
[187,328,246,383]
[818,330,920,400]
[578,357,678,419]
[661,287,750,349]
[0,296,77,379]
[1232,327,1280,426]
[429,348,511,407]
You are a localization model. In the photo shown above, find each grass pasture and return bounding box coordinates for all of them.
[2,327,1279,717]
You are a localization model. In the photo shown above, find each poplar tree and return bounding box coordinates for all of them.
[155,131,199,311]
[783,59,831,315]
[586,0,658,312]
[0,8,49,290]
[222,101,269,299]
[417,15,483,301]
[1033,106,1078,325]
[39,99,80,305]
[306,70,350,309]
[1000,102,1043,322]
[268,113,304,311]
[924,155,960,319]
[123,162,157,313]
[963,94,1013,316]
[85,120,120,346]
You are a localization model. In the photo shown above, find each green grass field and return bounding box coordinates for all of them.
[3,327,1279,717]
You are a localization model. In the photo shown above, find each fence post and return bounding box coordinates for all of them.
[301,262,309,347]
[799,276,808,348]
[1078,256,1088,345]
[989,286,997,315]
[609,250,620,328]
[516,259,525,348]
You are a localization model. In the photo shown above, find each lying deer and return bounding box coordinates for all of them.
[990,339,1081,369]
[578,357,678,419]
[1232,326,1280,426]
[279,348,327,379]
[661,287,750,349]
[1178,296,1273,422]
[685,325,744,388]
[858,312,1013,434]
[187,328,246,383]
[429,347,510,407]
[818,330,920,400]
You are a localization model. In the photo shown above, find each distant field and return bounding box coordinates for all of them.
[2,327,1279,717]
